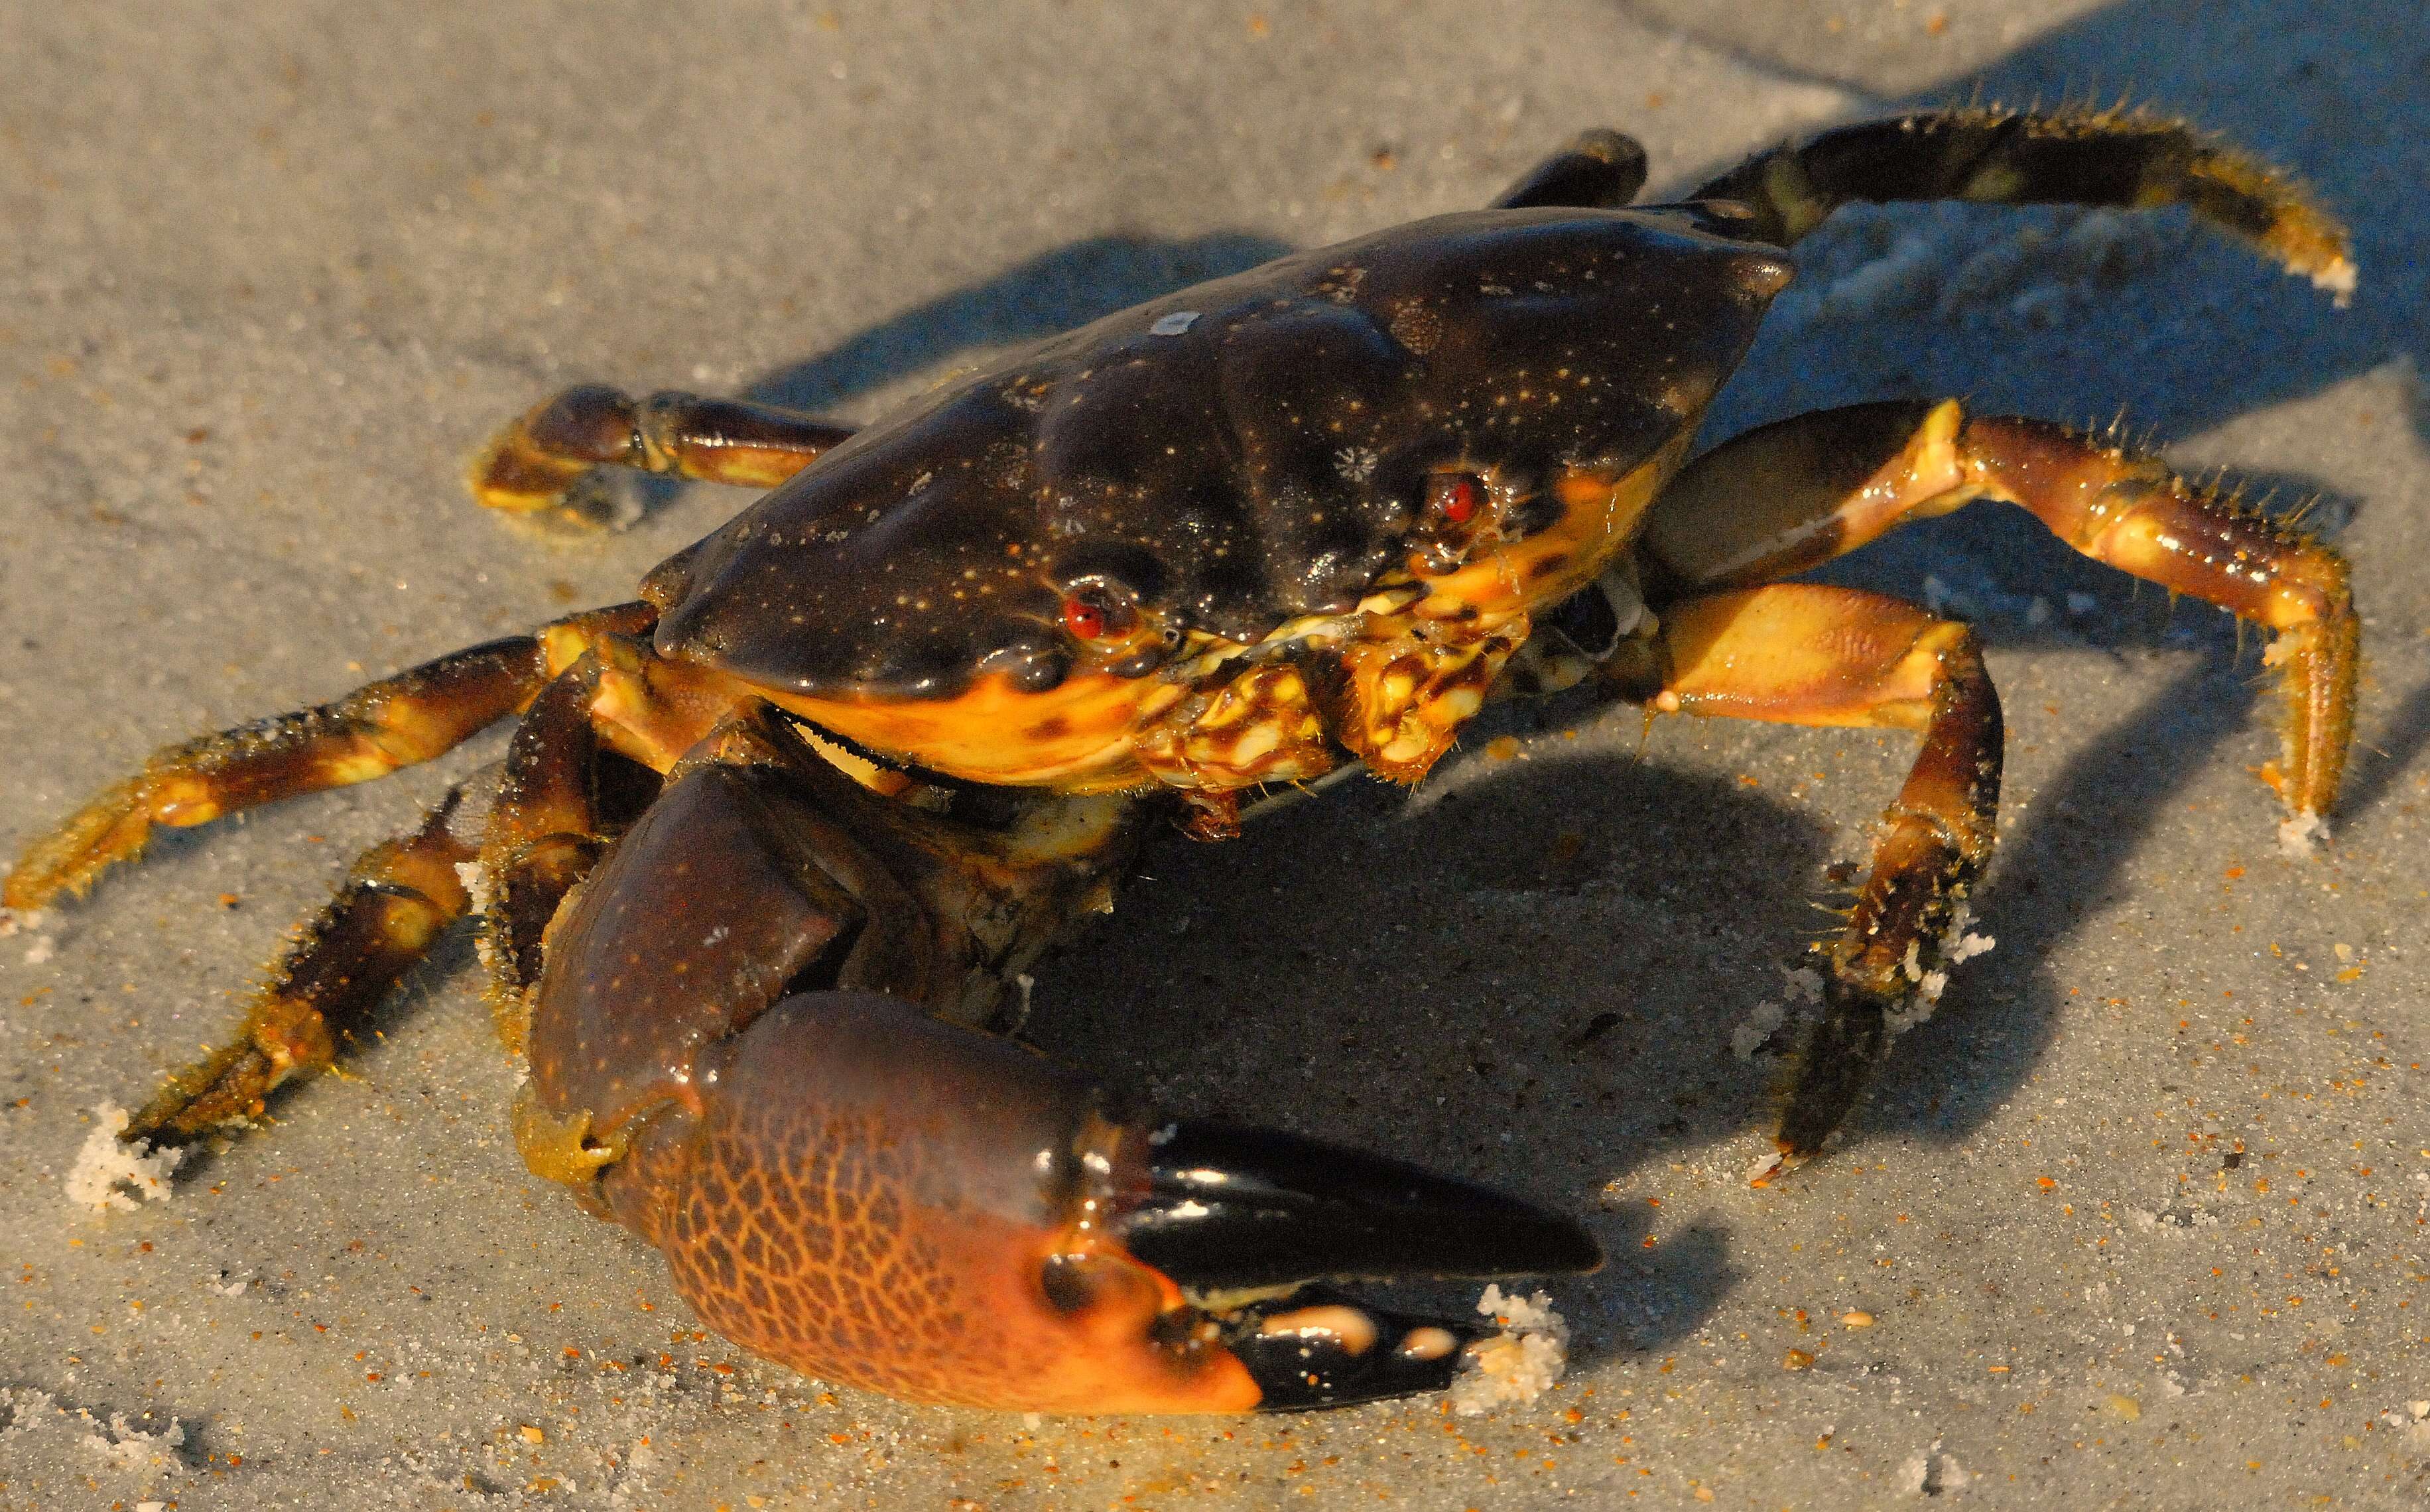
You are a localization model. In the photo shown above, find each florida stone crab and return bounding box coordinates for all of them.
[11,107,2358,1413]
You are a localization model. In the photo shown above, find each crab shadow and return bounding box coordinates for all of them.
[1675,0,2430,462]
[1031,751,1804,1367]
[1029,634,2266,1366]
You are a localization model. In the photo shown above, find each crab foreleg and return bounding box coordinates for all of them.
[470,385,855,517]
[1613,584,2001,1159]
[519,706,1598,1411]
[1689,106,2354,296]
[122,787,481,1143]
[1637,399,2357,824]
[7,638,546,912]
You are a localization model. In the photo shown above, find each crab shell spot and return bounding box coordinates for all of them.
[765,670,1185,789]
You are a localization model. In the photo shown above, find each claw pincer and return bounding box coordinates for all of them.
[513,722,1595,1411]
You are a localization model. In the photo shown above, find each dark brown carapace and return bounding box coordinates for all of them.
[10,107,2358,1413]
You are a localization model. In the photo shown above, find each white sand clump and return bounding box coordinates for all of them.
[2277,810,2328,859]
[1448,1285,1569,1415]
[64,1104,183,1213]
[458,859,501,972]
[1,905,58,963]
[1,1388,187,1481]
[1897,1439,1972,1496]
[1731,999,1786,1061]
[86,1413,188,1474]
[1945,907,1996,965]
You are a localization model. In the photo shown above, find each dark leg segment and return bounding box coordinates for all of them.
[1493,128,1648,210]
[477,656,613,1055]
[1687,107,2354,298]
[470,385,855,516]
[1637,399,2358,822]
[125,788,480,1143]
[8,637,545,911]
[1616,586,2002,1157]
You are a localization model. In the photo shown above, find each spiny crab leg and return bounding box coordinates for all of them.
[123,787,481,1143]
[1607,585,2001,1161]
[1639,400,2358,828]
[1690,107,2355,298]
[3,601,659,914]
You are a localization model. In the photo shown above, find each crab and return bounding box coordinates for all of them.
[10,107,2358,1414]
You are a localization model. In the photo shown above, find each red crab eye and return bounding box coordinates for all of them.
[1429,472,1484,525]
[1059,584,1136,643]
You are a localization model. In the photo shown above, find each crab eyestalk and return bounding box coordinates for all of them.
[588,993,1598,1413]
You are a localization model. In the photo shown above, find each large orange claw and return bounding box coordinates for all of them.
[587,993,1598,1413]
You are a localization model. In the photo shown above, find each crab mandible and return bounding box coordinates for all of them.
[11,109,2358,1413]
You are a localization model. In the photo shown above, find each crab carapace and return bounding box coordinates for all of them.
[9,108,2358,1412]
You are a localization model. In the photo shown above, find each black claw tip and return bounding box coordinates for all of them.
[1123,1121,1601,1291]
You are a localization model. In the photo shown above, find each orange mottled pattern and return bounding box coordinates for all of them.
[601,999,1259,1413]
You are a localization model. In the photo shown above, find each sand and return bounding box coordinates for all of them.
[3,1,2425,1506]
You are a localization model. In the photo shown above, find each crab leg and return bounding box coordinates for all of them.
[1636,399,2358,822]
[4,603,658,913]
[476,654,615,1054]
[515,704,1598,1411]
[471,385,855,516]
[1492,127,1648,210]
[1612,584,2001,1158]
[1687,106,2353,296]
[123,788,481,1143]
[6,639,540,911]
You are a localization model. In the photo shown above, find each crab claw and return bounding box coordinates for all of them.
[1123,1121,1601,1409]
[588,992,1597,1413]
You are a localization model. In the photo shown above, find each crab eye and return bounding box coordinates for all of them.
[1429,472,1484,525]
[1059,583,1137,644]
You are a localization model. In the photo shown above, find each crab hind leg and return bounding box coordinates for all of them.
[1606,584,2001,1158]
[1688,106,2354,297]
[123,785,481,1143]
[470,385,856,519]
[528,706,1598,1411]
